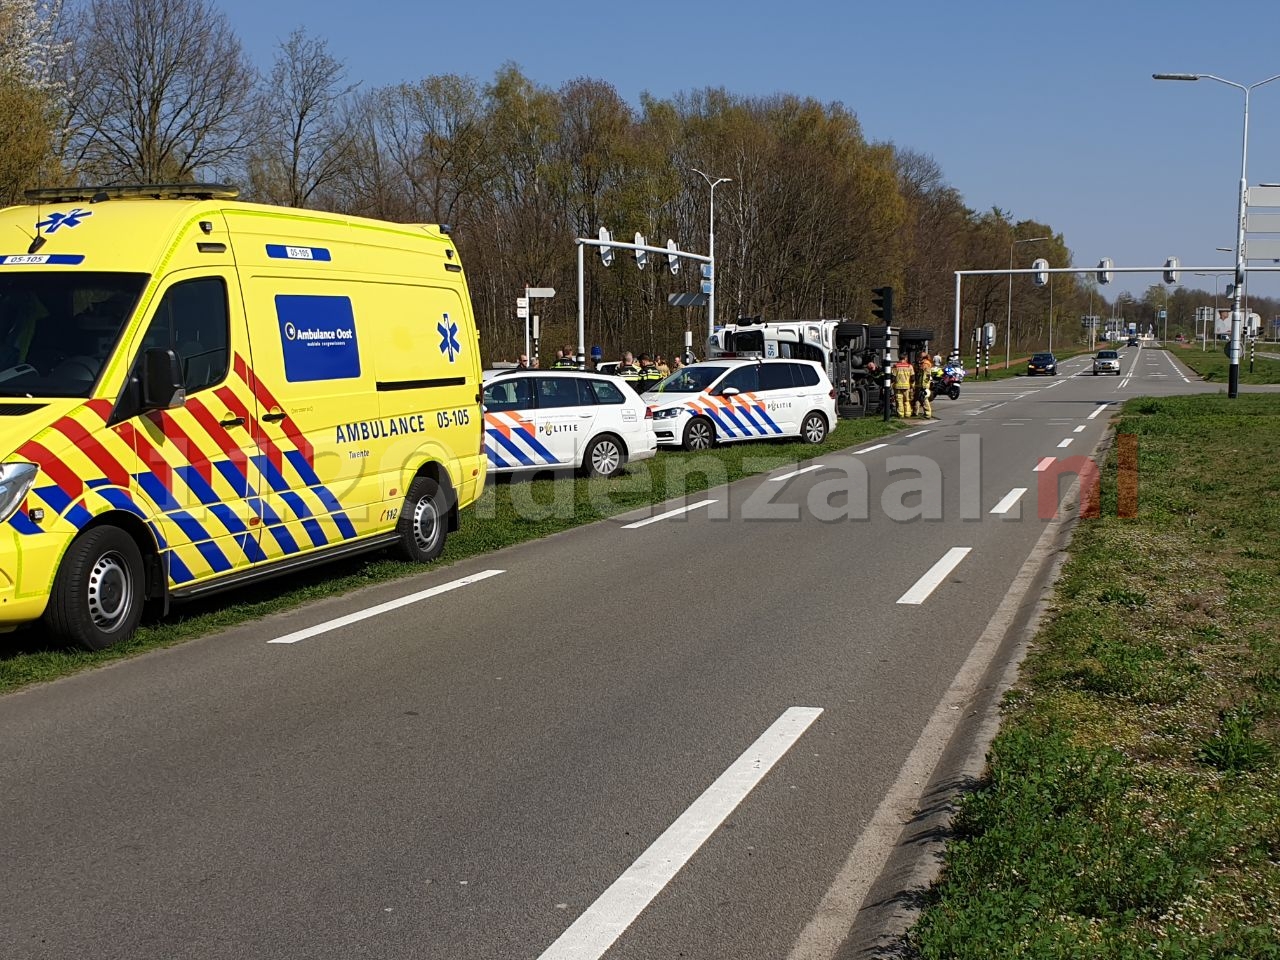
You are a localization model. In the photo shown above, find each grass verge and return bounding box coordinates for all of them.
[1,416,904,693]
[910,394,1280,958]
[1164,343,1280,384]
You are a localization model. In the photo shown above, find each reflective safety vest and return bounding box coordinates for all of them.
[552,357,577,369]
[616,363,641,380]
[892,361,914,390]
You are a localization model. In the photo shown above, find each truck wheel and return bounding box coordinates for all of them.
[801,412,828,444]
[584,434,625,478]
[394,476,448,563]
[682,417,716,451]
[44,526,145,650]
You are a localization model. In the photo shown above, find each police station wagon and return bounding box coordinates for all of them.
[644,358,838,450]
[481,369,657,478]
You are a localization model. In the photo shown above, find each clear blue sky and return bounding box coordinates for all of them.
[216,0,1280,305]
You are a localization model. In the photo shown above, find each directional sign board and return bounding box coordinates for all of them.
[1247,185,1280,207]
[527,287,555,298]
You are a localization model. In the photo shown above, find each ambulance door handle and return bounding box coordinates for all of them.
[219,415,245,428]
[261,411,287,423]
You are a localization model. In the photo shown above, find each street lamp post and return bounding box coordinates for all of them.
[1006,235,1050,369]
[1154,71,1280,397]
[692,168,732,346]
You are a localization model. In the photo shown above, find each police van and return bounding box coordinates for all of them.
[645,358,838,450]
[481,369,656,478]
[0,184,486,649]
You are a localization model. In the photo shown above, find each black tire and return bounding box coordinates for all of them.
[800,411,828,444]
[584,434,626,478]
[948,384,960,400]
[394,476,448,563]
[44,525,145,650]
[682,416,716,451]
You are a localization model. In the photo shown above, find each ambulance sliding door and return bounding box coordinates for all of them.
[239,278,374,557]
[124,270,267,585]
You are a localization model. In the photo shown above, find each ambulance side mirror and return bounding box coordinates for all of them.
[141,348,186,411]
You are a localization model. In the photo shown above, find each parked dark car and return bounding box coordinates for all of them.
[1027,352,1058,376]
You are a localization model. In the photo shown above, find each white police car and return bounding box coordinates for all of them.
[481,369,657,478]
[644,358,838,450]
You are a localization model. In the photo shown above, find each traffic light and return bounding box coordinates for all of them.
[1163,256,1180,285]
[871,286,894,324]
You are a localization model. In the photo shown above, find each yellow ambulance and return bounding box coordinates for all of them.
[0,184,486,649]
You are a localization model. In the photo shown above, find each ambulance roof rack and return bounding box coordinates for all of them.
[24,183,240,203]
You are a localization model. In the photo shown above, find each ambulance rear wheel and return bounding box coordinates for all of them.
[682,417,716,451]
[45,525,145,650]
[395,477,447,563]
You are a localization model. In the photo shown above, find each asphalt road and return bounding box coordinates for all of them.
[0,344,1210,960]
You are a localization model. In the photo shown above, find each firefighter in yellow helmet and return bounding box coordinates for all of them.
[892,354,914,417]
[913,354,934,419]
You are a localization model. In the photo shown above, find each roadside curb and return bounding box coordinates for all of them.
[827,426,1120,959]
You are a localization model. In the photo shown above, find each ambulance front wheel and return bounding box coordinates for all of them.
[45,525,145,650]
[395,476,447,563]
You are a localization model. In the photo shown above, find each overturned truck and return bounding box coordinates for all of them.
[709,319,933,418]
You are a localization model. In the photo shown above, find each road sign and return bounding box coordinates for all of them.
[527,287,555,298]
[1246,185,1280,207]
[516,297,528,308]
[700,280,713,295]
[516,305,528,318]
[669,292,708,307]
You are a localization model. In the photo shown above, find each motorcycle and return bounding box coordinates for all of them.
[930,372,961,401]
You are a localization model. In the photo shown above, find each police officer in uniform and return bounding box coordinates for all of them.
[553,343,577,369]
[637,353,664,388]
[615,350,641,387]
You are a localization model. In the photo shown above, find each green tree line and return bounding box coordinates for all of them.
[8,0,1266,363]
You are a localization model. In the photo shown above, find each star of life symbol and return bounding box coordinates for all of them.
[438,314,461,362]
[36,208,93,233]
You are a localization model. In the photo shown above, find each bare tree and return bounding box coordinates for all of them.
[245,28,356,207]
[63,0,257,183]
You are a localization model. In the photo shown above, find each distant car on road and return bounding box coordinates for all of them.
[1027,352,1058,376]
[1126,337,1139,347]
[1092,349,1121,376]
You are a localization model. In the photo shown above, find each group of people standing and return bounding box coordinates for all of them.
[890,352,951,419]
[512,345,683,388]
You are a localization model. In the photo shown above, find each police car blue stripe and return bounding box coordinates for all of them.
[753,406,784,434]
[733,403,767,434]
[702,406,739,438]
[489,430,537,466]
[485,443,511,469]
[520,430,560,463]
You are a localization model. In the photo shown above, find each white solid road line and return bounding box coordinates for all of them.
[897,547,972,605]
[1057,438,1073,448]
[990,488,1027,515]
[769,464,825,482]
[267,569,506,645]
[905,430,930,438]
[622,499,718,529]
[537,706,824,960]
[858,443,889,453]
[1033,457,1056,472]
[1087,403,1111,420]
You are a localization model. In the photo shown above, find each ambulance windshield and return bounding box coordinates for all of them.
[0,272,147,398]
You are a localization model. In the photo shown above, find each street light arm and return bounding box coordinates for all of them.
[1152,73,1200,81]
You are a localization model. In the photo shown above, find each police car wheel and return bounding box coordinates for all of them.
[395,477,447,563]
[682,417,715,451]
[585,435,625,478]
[45,525,145,650]
[801,412,828,444]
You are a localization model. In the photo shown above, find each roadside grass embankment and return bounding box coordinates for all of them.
[0,416,903,693]
[910,394,1280,958]
[1164,342,1280,385]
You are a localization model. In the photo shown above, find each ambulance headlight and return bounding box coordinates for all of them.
[0,463,39,523]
